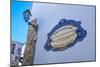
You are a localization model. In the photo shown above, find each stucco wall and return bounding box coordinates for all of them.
[31,3,95,64]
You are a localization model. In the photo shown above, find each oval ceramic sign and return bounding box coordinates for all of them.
[44,19,87,51]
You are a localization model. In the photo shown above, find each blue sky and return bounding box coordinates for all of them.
[12,0,33,43]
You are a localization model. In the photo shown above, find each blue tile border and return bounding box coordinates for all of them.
[44,19,87,51]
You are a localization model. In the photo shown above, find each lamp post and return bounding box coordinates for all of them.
[23,10,38,31]
[22,10,38,65]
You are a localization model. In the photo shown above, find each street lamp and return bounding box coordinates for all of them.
[23,9,38,31]
[22,10,38,65]
[23,9,32,23]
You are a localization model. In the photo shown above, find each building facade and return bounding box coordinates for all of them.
[31,3,95,64]
[21,3,95,65]
[10,41,23,67]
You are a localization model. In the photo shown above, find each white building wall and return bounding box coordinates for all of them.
[11,41,23,65]
[31,3,95,64]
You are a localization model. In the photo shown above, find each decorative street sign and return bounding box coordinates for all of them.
[44,19,87,51]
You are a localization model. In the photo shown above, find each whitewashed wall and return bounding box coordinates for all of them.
[31,3,95,64]
[11,41,23,65]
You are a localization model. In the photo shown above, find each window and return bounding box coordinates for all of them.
[17,48,21,55]
[14,56,19,62]
[11,44,16,54]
